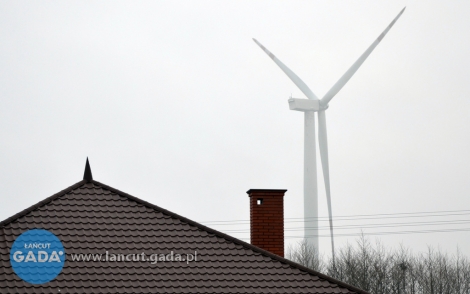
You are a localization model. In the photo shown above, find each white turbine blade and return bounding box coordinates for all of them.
[321,7,406,106]
[253,38,319,100]
[318,110,336,264]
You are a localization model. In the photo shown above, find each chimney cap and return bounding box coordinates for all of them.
[246,189,287,195]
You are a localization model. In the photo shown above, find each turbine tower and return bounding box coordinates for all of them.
[253,8,405,258]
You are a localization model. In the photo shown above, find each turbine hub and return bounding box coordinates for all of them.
[319,103,329,111]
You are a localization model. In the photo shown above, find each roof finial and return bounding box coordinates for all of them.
[83,157,93,181]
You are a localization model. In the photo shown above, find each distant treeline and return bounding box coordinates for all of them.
[287,237,470,293]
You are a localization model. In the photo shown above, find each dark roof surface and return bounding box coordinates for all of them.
[0,179,368,294]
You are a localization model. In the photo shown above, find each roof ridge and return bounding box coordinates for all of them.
[0,180,87,228]
[90,179,369,294]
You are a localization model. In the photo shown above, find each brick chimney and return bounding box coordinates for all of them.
[246,189,287,257]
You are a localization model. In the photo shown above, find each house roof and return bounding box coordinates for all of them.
[0,176,368,293]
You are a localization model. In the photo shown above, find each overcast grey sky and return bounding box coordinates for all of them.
[1,1,470,258]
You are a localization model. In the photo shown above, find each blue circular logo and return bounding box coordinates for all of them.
[10,229,65,284]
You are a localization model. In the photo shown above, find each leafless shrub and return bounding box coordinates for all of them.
[286,238,325,272]
[286,237,470,293]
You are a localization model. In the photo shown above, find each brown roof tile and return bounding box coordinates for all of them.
[0,180,368,294]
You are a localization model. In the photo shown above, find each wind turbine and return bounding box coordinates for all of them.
[253,8,405,259]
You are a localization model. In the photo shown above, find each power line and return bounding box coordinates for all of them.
[201,208,470,240]
[217,219,470,233]
[234,227,470,241]
[201,209,470,225]
[287,227,470,238]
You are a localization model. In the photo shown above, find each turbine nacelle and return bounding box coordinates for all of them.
[288,98,329,112]
[288,98,319,112]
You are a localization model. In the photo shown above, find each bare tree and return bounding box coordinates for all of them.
[286,237,470,294]
[286,238,325,272]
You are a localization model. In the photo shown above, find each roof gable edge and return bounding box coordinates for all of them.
[0,180,87,228]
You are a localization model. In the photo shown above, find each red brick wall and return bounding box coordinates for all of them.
[246,189,286,257]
